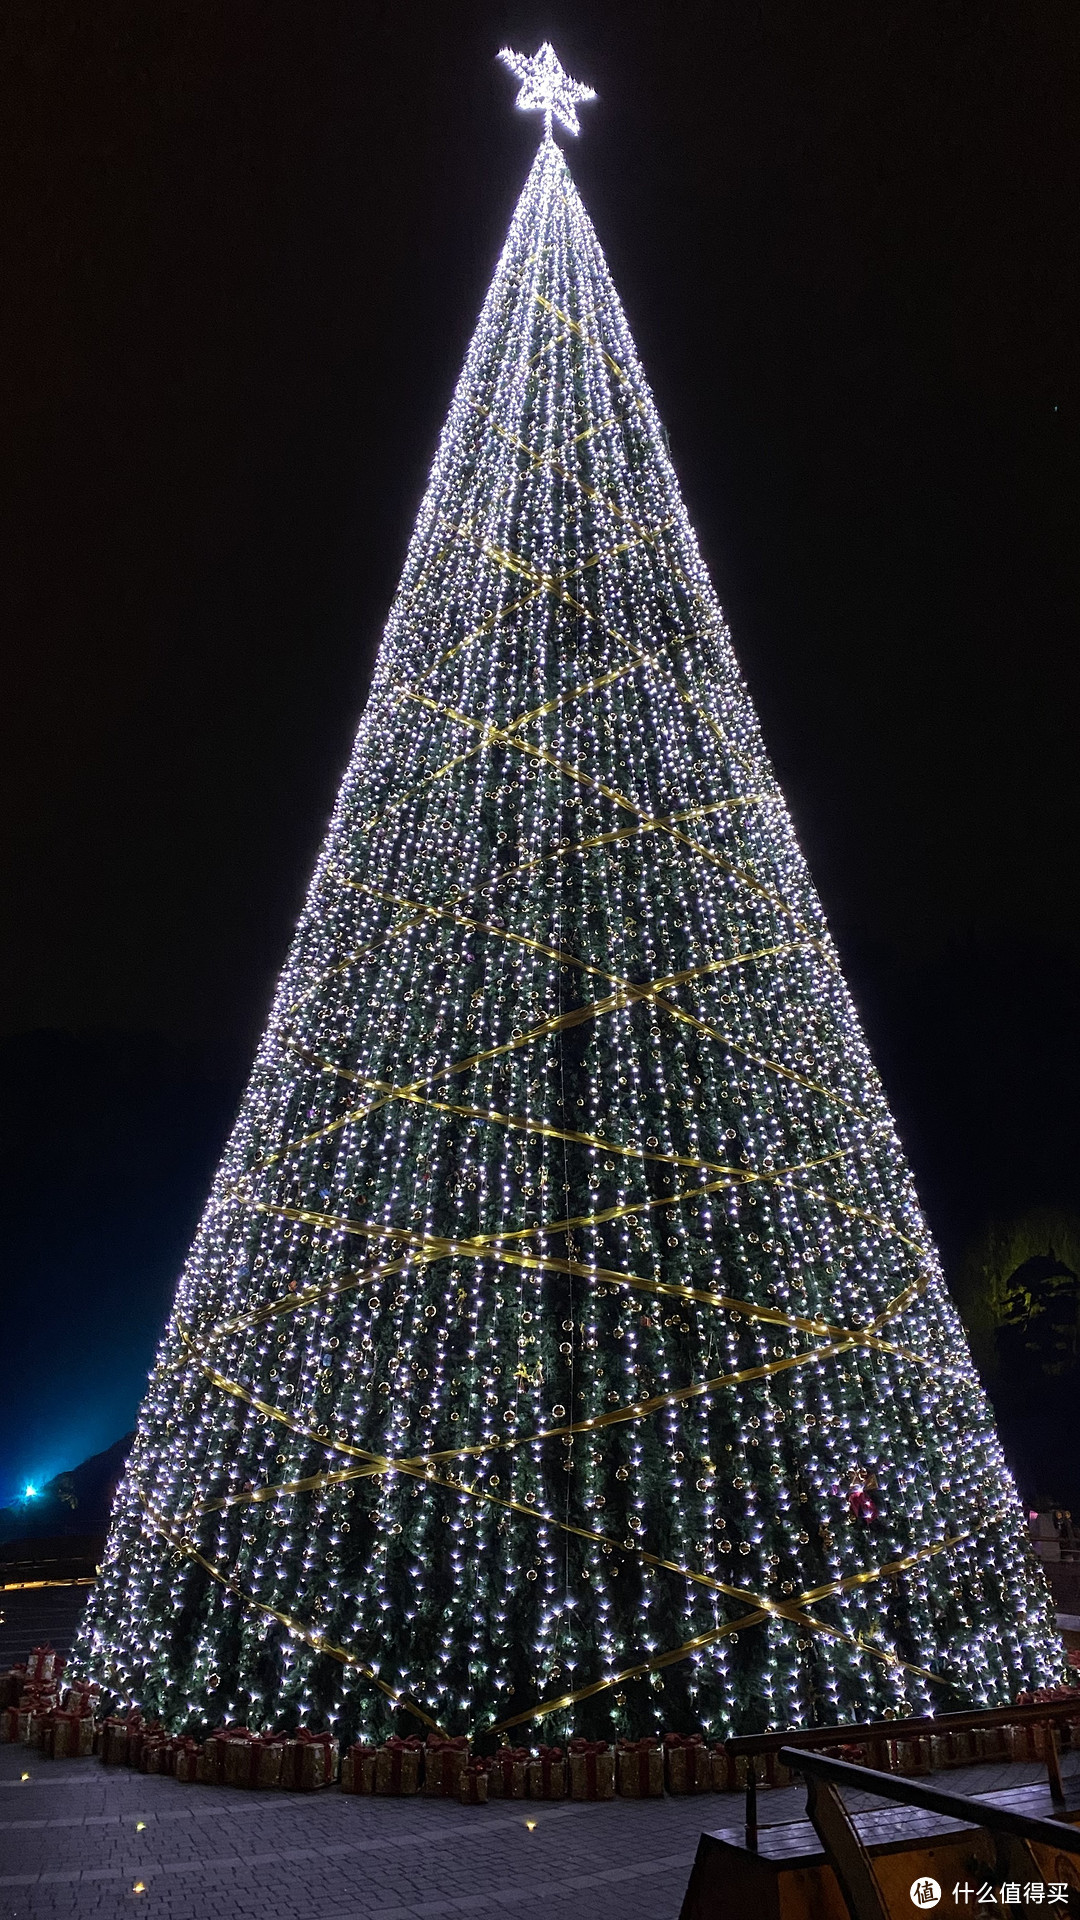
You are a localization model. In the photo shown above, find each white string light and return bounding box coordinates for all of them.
[74,57,1062,1748]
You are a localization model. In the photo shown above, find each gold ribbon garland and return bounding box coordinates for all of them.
[135,1489,445,1736]
[287,798,781,1023]
[234,1195,934,1364]
[486,1522,981,1734]
[174,1330,952,1658]
[398,685,824,949]
[155,1332,974,1731]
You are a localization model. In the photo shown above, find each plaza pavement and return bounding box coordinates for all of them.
[3,1740,1078,1920]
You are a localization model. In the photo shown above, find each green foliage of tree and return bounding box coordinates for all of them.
[951,1210,1080,1390]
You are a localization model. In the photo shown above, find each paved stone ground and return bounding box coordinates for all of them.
[2,1744,1077,1920]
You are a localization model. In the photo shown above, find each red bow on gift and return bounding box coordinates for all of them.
[663,1732,704,1747]
[619,1736,660,1752]
[493,1746,530,1762]
[568,1738,609,1754]
[426,1734,468,1749]
[385,1735,424,1750]
[535,1744,563,1759]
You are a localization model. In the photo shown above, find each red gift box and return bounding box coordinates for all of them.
[423,1734,469,1798]
[375,1735,423,1795]
[0,1705,22,1744]
[527,1745,566,1800]
[279,1727,337,1792]
[340,1743,378,1794]
[663,1732,707,1794]
[486,1747,530,1799]
[569,1738,614,1801]
[460,1759,489,1805]
[617,1737,664,1798]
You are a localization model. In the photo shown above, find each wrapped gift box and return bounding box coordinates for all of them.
[968,1726,1009,1764]
[1005,1722,1048,1762]
[423,1734,469,1798]
[710,1744,748,1791]
[61,1684,101,1720]
[617,1738,664,1798]
[223,1730,283,1790]
[174,1739,203,1783]
[340,1744,378,1795]
[18,1705,50,1747]
[0,1705,22,1744]
[45,1710,95,1760]
[100,1717,133,1767]
[375,1736,423,1795]
[130,1723,163,1772]
[33,1710,57,1751]
[460,1760,489,1805]
[527,1746,566,1800]
[142,1736,173,1776]
[663,1733,708,1794]
[569,1739,614,1801]
[279,1729,337,1792]
[195,1728,233,1784]
[26,1646,62,1685]
[760,1751,795,1789]
[486,1747,529,1799]
[880,1735,930,1774]
[929,1729,976,1769]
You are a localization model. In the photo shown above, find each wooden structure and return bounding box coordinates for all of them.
[681,1727,1080,1920]
[726,1697,1080,1848]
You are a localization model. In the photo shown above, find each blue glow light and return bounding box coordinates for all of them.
[23,1484,37,1499]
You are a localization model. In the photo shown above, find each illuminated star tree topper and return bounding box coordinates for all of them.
[498,41,596,139]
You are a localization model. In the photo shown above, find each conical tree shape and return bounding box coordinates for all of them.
[78,134,1060,1743]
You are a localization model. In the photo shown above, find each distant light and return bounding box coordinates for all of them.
[23,1485,37,1499]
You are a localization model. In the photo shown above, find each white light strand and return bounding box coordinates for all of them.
[76,108,1061,1748]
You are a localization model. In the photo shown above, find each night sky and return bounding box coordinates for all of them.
[2,1,1077,1506]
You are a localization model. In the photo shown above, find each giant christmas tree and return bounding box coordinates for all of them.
[78,47,1061,1745]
